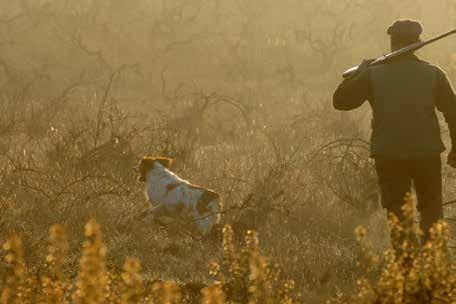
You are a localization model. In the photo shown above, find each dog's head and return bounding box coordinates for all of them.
[134,156,173,182]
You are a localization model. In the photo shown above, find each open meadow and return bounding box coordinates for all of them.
[1,1,456,303]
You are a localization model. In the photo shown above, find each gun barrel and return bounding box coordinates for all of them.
[342,29,456,79]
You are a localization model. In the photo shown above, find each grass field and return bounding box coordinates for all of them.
[1,1,456,303]
[1,89,455,303]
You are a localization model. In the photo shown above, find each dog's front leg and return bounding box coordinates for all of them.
[150,203,177,226]
[133,203,167,222]
[149,203,168,218]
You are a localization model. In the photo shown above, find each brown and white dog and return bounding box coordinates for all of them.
[135,156,221,234]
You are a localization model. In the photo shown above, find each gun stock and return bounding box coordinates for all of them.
[342,29,456,79]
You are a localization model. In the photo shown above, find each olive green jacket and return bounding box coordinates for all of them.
[333,54,456,158]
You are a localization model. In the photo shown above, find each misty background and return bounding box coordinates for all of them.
[2,1,455,102]
[1,1,456,302]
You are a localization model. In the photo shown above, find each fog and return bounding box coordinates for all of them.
[1,1,455,101]
[1,1,456,302]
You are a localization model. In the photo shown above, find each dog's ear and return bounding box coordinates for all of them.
[155,157,173,169]
[136,157,155,182]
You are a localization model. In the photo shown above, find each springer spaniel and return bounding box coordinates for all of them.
[135,156,221,234]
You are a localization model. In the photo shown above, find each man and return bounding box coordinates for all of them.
[333,20,456,240]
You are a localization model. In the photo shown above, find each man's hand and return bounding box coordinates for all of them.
[345,59,375,79]
[447,149,456,168]
[358,59,375,73]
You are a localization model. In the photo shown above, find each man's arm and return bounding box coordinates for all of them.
[435,67,456,147]
[333,60,372,111]
[435,66,456,167]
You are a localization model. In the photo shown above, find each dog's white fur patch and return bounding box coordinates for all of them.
[138,157,221,234]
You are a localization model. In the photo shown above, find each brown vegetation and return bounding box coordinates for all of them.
[1,205,455,303]
[0,1,456,303]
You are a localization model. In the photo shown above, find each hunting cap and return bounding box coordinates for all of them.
[387,19,422,41]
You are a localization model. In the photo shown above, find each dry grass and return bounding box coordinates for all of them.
[1,204,455,303]
[0,220,295,303]
[334,198,456,304]
[0,81,455,303]
[1,2,456,303]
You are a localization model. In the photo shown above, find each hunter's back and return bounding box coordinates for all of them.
[333,19,456,242]
[369,55,444,158]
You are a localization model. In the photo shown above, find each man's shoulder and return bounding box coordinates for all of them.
[415,59,445,74]
[370,57,443,75]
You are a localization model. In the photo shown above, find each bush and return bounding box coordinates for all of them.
[2,200,456,303]
[334,197,456,304]
[0,221,295,304]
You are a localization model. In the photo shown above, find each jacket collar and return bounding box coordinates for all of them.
[405,53,420,60]
[389,52,420,63]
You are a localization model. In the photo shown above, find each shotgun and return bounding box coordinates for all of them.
[342,29,456,79]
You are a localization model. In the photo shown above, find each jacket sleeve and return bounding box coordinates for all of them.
[435,67,456,150]
[333,69,371,111]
